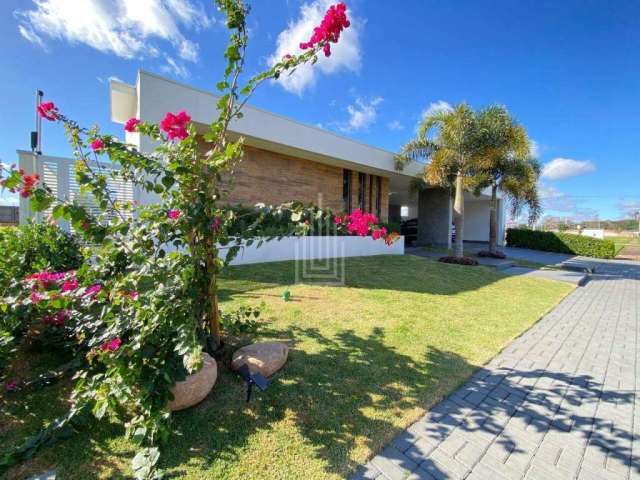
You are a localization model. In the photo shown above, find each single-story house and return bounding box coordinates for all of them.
[19,70,506,254]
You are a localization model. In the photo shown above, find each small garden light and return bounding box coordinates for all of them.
[282,287,291,302]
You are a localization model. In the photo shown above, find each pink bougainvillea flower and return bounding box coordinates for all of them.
[26,270,68,288]
[160,111,191,141]
[44,309,69,327]
[372,227,387,241]
[61,277,79,292]
[4,380,20,392]
[30,290,46,304]
[100,337,122,352]
[90,139,105,152]
[122,290,139,300]
[299,2,350,57]
[19,173,39,198]
[84,284,102,298]
[343,209,378,236]
[37,101,58,121]
[167,209,182,220]
[211,216,222,232]
[124,118,141,132]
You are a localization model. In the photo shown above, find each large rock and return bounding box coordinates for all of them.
[168,352,217,411]
[231,342,289,377]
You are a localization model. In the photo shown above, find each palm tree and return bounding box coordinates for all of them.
[473,106,541,255]
[396,103,482,258]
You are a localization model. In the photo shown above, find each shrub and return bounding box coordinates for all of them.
[477,250,506,259]
[0,224,84,373]
[438,256,479,266]
[0,223,83,293]
[506,228,616,259]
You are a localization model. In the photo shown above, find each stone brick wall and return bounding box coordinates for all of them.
[200,141,389,220]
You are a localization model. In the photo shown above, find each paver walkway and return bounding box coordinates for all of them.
[351,260,640,480]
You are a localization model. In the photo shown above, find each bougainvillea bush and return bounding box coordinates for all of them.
[0,223,83,373]
[0,1,397,477]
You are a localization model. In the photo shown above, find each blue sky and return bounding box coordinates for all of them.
[1,0,639,221]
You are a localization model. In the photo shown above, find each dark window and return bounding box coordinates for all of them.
[368,175,373,212]
[342,169,352,213]
[358,172,366,211]
[376,176,382,218]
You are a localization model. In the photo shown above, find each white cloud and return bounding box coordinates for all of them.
[387,120,404,131]
[16,0,212,66]
[178,39,199,62]
[539,184,575,212]
[529,139,540,158]
[164,0,213,30]
[18,24,46,49]
[267,0,362,95]
[538,184,598,221]
[541,157,595,180]
[161,56,189,78]
[340,97,383,132]
[618,199,640,217]
[421,100,453,120]
[97,75,124,84]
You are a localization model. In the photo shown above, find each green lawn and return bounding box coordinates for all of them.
[606,235,639,255]
[1,255,573,479]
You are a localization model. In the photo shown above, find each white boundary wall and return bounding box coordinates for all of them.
[226,235,404,266]
[582,229,604,239]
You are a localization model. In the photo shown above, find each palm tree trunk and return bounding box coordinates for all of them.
[489,184,498,254]
[453,171,465,258]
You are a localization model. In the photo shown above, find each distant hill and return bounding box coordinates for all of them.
[531,217,639,232]
[581,219,638,231]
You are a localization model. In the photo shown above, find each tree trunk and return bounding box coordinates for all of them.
[489,184,498,254]
[209,274,221,342]
[206,247,221,347]
[453,171,465,258]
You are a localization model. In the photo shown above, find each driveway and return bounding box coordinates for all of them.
[351,260,640,479]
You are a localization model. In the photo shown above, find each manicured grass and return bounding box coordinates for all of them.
[1,255,573,479]
[606,235,639,255]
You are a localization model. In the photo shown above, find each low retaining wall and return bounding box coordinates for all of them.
[225,235,405,266]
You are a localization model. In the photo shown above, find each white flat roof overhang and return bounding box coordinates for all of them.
[110,70,424,180]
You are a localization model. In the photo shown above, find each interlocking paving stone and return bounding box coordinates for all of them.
[370,446,418,480]
[350,261,640,479]
[350,463,382,480]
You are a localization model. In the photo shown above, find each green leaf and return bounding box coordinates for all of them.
[29,189,54,212]
[52,204,65,219]
[161,176,174,190]
[93,400,108,420]
[132,447,160,480]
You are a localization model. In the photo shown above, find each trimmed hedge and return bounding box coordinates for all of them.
[506,228,616,259]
